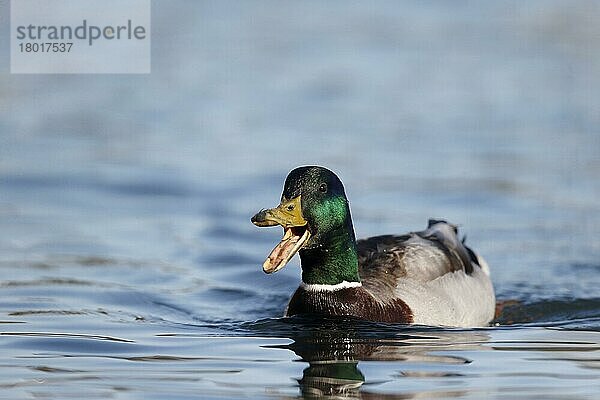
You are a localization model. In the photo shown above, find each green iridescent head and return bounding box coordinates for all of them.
[252,166,359,284]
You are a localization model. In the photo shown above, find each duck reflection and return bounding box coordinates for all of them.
[274,323,490,399]
[299,361,364,398]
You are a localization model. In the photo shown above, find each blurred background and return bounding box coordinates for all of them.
[0,1,599,398]
[1,0,598,297]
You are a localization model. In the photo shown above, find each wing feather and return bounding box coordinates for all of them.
[357,221,482,293]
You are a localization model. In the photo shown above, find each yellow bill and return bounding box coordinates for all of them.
[251,196,311,274]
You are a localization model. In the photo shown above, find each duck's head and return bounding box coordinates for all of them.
[251,166,354,274]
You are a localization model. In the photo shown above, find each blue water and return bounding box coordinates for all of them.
[1,1,599,398]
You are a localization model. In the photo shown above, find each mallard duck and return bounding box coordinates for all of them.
[251,166,495,327]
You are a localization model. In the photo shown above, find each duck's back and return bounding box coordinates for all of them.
[357,220,495,327]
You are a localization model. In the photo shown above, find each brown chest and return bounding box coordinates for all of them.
[286,286,413,323]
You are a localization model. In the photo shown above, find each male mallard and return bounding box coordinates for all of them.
[251,166,495,327]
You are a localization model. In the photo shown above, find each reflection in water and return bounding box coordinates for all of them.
[299,362,364,398]
[270,322,490,399]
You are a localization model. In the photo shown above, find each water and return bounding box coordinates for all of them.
[1,0,599,398]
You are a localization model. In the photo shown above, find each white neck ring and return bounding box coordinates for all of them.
[300,280,362,292]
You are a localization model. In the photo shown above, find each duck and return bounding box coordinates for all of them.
[251,166,495,327]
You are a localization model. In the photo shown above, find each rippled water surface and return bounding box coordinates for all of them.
[1,1,599,399]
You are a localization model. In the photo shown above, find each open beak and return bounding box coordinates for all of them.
[251,196,311,274]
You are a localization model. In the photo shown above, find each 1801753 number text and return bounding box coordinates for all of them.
[19,42,73,53]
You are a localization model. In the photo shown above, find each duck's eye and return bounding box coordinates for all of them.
[286,204,295,211]
[318,183,328,193]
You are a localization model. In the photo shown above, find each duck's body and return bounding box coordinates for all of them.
[252,166,495,327]
[287,220,495,326]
